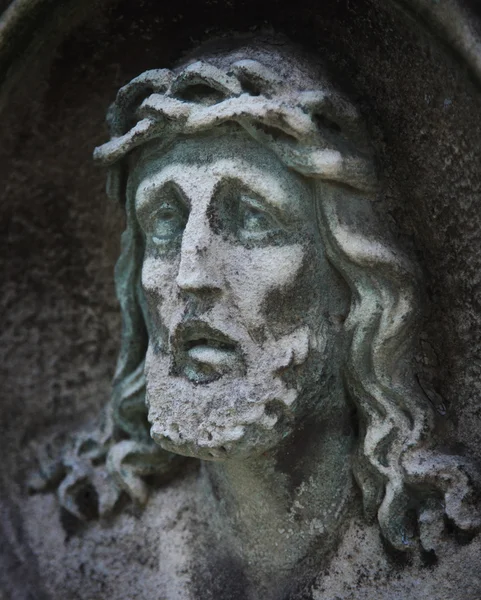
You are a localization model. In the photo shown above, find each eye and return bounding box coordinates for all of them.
[151,201,187,245]
[238,196,278,237]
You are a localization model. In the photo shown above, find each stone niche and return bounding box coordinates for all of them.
[1,1,481,599]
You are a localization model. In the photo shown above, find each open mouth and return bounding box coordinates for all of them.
[173,322,242,383]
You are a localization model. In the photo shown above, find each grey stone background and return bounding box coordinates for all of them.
[0,0,480,598]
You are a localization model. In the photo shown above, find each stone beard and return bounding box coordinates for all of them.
[134,132,350,461]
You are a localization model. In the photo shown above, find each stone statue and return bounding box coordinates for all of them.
[31,39,480,599]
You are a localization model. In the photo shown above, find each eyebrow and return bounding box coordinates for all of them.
[210,159,299,216]
[134,158,304,219]
[135,177,189,223]
[211,177,292,227]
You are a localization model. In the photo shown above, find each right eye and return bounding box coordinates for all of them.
[151,202,187,245]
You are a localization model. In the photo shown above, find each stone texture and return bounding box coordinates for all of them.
[1,0,481,598]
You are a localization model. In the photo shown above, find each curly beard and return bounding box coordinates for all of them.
[144,324,327,460]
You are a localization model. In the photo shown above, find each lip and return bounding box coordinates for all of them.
[181,322,237,351]
[172,321,242,383]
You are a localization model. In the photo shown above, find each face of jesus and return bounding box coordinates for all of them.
[130,132,349,460]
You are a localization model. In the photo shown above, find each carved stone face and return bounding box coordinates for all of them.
[130,131,349,460]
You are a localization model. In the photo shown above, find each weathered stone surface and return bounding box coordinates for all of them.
[1,1,480,599]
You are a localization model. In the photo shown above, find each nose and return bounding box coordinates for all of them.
[175,214,223,295]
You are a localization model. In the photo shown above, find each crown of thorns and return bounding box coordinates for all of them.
[93,58,376,198]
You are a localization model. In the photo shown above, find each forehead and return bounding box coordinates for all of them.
[129,131,312,205]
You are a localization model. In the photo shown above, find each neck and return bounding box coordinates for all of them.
[193,391,356,600]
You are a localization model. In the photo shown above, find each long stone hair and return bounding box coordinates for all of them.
[69,40,478,552]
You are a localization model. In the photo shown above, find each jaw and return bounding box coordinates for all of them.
[145,342,300,460]
[147,380,296,461]
[145,322,340,461]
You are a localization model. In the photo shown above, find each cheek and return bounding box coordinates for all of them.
[262,242,349,333]
[141,254,180,326]
[223,243,306,328]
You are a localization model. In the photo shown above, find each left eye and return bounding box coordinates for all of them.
[239,199,276,235]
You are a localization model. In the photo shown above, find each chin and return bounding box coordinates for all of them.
[143,328,316,462]
[149,417,294,461]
